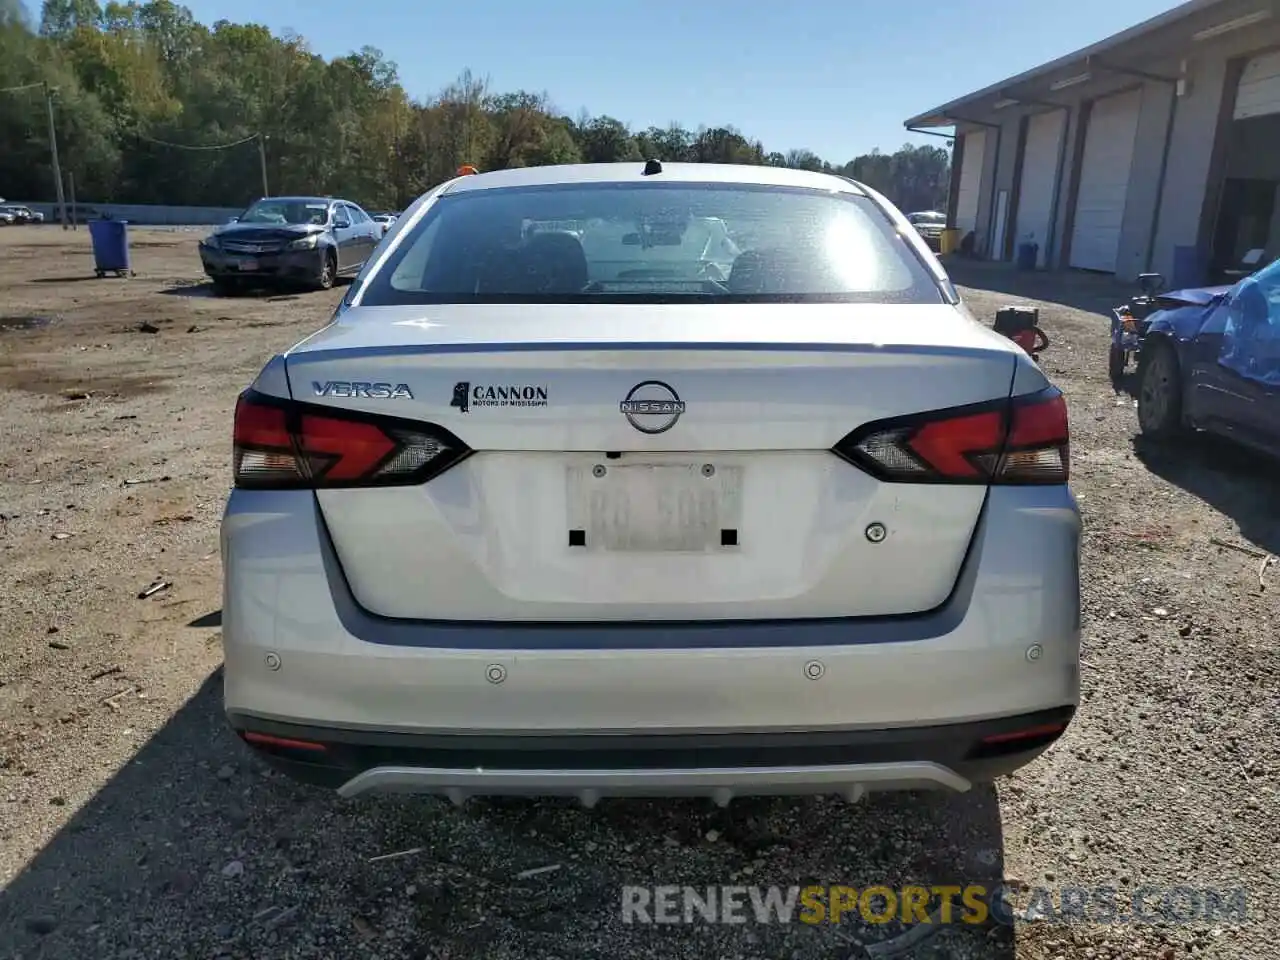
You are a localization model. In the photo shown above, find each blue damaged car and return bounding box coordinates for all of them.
[1137,257,1280,460]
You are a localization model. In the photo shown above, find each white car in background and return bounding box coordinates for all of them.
[1,205,44,224]
[221,161,1080,804]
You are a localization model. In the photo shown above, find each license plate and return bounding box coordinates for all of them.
[237,259,259,271]
[566,462,743,552]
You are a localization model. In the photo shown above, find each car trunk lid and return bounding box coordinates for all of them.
[284,303,1021,622]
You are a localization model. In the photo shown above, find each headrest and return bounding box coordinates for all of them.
[508,232,589,294]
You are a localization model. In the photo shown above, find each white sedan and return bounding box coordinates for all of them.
[221,161,1080,804]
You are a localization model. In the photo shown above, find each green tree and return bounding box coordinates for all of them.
[484,91,580,170]
[40,0,101,36]
[692,127,763,164]
[0,4,949,213]
[784,148,825,172]
[574,115,640,163]
[1,0,31,26]
[634,124,693,162]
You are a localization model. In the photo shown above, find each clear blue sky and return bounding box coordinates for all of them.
[70,0,1185,162]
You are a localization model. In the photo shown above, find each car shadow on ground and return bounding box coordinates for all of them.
[187,610,222,628]
[0,669,1017,959]
[158,282,306,301]
[28,276,120,285]
[1134,433,1280,555]
[946,259,1134,318]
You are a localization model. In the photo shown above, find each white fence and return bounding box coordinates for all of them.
[13,201,243,225]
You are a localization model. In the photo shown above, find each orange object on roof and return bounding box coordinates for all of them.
[457,165,479,176]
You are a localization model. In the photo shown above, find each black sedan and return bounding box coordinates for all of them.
[905,211,946,251]
[199,196,382,293]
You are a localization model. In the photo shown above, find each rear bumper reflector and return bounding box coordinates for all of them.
[240,730,327,753]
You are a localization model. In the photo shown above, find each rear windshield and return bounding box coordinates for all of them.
[359,182,942,305]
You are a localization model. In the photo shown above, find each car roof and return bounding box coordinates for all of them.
[440,162,868,196]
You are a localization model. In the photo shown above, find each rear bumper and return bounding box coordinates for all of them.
[220,484,1081,798]
[230,706,1074,801]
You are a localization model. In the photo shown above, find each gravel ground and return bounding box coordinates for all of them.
[0,227,1277,960]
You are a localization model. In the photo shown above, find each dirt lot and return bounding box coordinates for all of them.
[0,227,1277,960]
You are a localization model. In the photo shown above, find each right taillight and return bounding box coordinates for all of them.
[833,388,1069,485]
[232,389,471,489]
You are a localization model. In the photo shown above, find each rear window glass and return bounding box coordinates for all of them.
[359,182,942,305]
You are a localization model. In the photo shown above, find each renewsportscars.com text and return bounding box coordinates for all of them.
[620,884,1249,927]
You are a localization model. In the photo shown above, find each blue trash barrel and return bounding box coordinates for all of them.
[1171,244,1204,290]
[88,217,130,276]
[1016,241,1039,271]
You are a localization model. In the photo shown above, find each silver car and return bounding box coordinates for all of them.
[1,205,43,224]
[222,161,1080,804]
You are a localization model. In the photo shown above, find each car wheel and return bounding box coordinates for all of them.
[1108,344,1126,382]
[1137,341,1184,438]
[315,252,336,291]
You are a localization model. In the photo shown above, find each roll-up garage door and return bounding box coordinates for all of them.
[1235,49,1280,120]
[1014,110,1066,268]
[1069,87,1142,273]
[953,130,986,237]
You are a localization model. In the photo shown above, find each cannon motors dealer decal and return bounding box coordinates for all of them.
[451,381,548,412]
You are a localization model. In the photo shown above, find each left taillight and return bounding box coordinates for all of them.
[232,390,470,489]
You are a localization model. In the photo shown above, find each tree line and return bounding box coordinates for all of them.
[1,0,951,213]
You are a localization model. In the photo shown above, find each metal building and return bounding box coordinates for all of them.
[904,0,1280,286]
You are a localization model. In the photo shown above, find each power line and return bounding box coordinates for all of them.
[2,87,266,218]
[1,89,259,153]
[0,81,46,95]
[132,130,269,194]
[133,131,260,151]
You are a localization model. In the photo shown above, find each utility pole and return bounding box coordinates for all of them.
[258,134,269,198]
[67,171,76,230]
[44,82,68,230]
